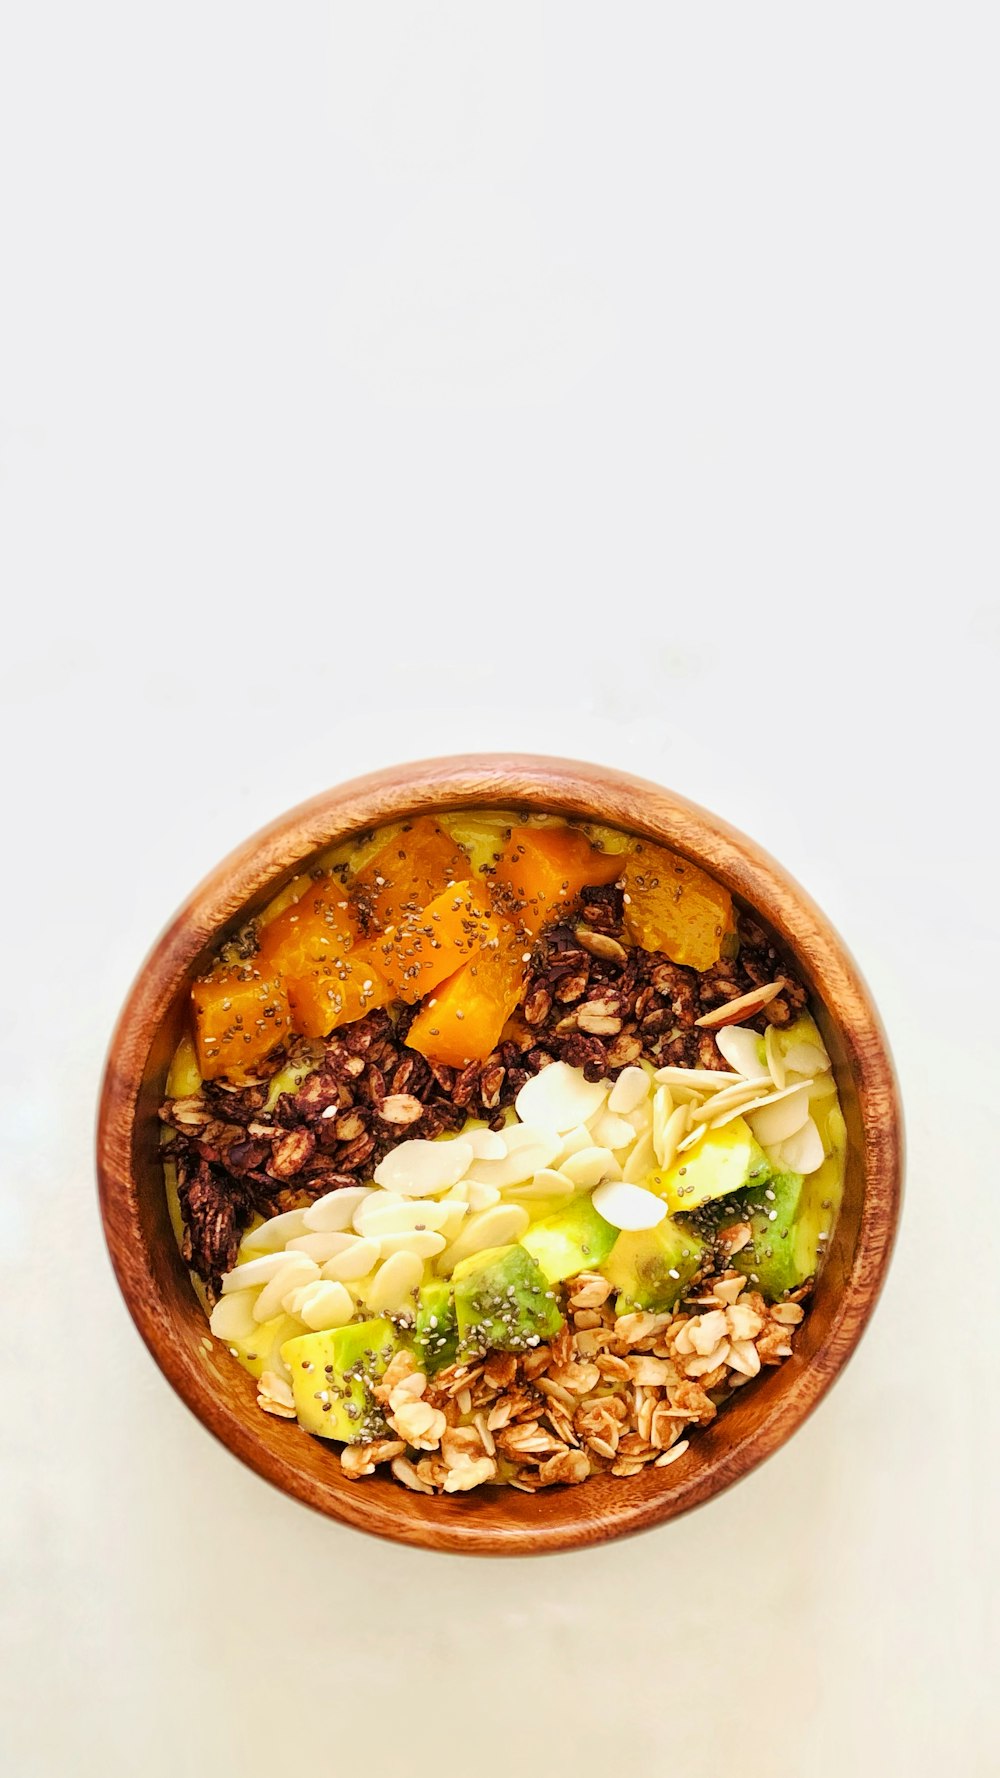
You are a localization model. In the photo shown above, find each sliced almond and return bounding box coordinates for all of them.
[376,1229,447,1260]
[302,1185,375,1232]
[654,1103,689,1173]
[507,1167,576,1204]
[676,1121,708,1154]
[783,1038,832,1076]
[437,1203,530,1274]
[353,1197,451,1237]
[467,1181,502,1211]
[373,1136,474,1197]
[689,1076,771,1125]
[746,1082,813,1146]
[209,1288,259,1342]
[252,1255,320,1322]
[514,1060,608,1133]
[591,1180,667,1231]
[365,1252,424,1313]
[464,1124,560,1189]
[651,1085,673,1166]
[710,1077,816,1134]
[436,1195,471,1240]
[320,1237,381,1282]
[695,980,786,1029]
[607,1066,652,1115]
[284,1279,354,1331]
[465,1127,508,1161]
[589,1110,638,1151]
[764,1023,786,1090]
[714,1026,766,1079]
[553,1123,596,1169]
[561,1146,622,1190]
[286,1230,367,1263]
[221,1250,304,1293]
[623,1129,656,1184]
[774,1116,826,1175]
[239,1209,311,1256]
[653,1065,743,1090]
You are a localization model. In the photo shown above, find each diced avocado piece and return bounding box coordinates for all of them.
[414,1279,459,1373]
[521,1194,619,1284]
[732,1103,845,1299]
[450,1244,513,1282]
[454,1245,563,1355]
[231,1312,301,1382]
[281,1317,399,1442]
[791,1102,846,1277]
[602,1218,706,1312]
[730,1172,808,1299]
[653,1116,770,1214]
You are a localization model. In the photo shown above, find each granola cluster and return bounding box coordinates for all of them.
[162,905,805,1296]
[328,1270,808,1495]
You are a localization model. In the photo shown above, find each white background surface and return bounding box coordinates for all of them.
[1,5,997,1774]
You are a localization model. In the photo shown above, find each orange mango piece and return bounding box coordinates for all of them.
[257,876,359,976]
[406,924,528,1069]
[282,947,392,1039]
[492,825,623,935]
[192,964,291,1081]
[256,877,392,1039]
[620,842,734,970]
[369,879,500,1004]
[352,817,468,933]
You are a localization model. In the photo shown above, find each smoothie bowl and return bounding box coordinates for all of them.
[97,756,901,1553]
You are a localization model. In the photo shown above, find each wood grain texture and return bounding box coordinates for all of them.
[96,754,903,1556]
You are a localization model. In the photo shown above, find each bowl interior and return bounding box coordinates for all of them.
[100,759,900,1553]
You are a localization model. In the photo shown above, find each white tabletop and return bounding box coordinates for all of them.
[2,7,996,1775]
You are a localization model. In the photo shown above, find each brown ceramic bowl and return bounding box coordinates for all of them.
[97,754,902,1555]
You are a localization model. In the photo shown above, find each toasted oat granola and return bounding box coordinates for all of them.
[339,1271,809,1494]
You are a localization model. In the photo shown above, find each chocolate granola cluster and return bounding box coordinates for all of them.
[161,891,805,1296]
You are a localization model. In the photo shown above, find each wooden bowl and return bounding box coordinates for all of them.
[97,755,902,1555]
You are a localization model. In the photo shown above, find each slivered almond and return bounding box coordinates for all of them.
[675,1122,707,1154]
[654,1104,689,1173]
[764,1023,786,1089]
[654,1066,743,1090]
[688,1076,771,1125]
[654,1438,690,1467]
[695,980,786,1029]
[708,1076,816,1132]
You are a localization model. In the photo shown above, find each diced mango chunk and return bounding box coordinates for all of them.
[257,876,389,1038]
[492,824,622,935]
[368,879,500,1004]
[281,948,392,1039]
[352,817,468,933]
[192,964,291,1080]
[257,876,360,974]
[620,841,734,969]
[405,922,527,1068]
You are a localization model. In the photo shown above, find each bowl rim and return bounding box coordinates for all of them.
[96,753,903,1554]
